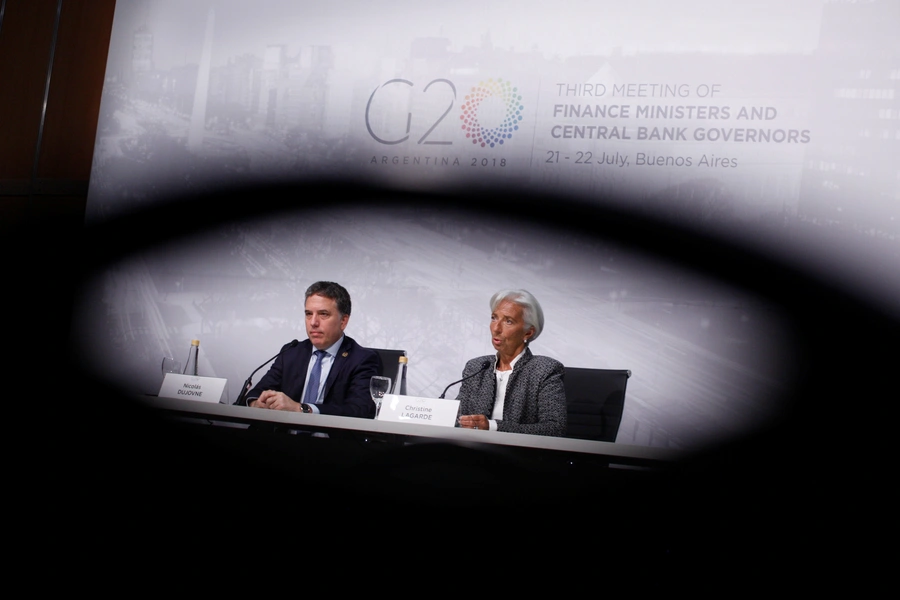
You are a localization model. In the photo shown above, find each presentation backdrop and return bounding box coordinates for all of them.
[78,0,899,450]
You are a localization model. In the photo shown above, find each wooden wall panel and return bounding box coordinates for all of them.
[0,0,59,182]
[0,0,115,225]
[38,0,116,181]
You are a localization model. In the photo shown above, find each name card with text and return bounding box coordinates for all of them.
[158,373,228,403]
[377,394,459,427]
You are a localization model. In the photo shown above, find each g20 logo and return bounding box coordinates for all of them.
[365,77,524,149]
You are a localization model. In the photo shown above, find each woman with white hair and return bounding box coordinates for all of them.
[456,289,566,437]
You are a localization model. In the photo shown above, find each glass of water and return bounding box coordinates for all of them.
[161,357,182,377]
[370,376,392,419]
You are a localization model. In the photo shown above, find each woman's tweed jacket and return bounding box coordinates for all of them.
[456,347,567,437]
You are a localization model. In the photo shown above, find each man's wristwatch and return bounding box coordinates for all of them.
[300,403,313,413]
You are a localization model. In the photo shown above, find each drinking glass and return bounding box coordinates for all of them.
[161,357,182,377]
[370,375,392,419]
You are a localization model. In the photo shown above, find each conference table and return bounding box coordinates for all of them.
[121,394,690,535]
[143,396,677,470]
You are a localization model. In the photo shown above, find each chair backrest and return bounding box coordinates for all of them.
[564,367,631,443]
[370,348,407,395]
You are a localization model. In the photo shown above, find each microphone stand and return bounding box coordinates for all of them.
[234,339,299,405]
[438,361,490,399]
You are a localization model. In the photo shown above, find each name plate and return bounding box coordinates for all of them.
[158,373,228,403]
[377,394,459,428]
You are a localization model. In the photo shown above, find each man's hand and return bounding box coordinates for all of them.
[255,390,301,412]
[458,414,489,430]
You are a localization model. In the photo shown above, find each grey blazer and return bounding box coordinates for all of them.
[456,348,567,437]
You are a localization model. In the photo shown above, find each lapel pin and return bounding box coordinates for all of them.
[342,352,349,357]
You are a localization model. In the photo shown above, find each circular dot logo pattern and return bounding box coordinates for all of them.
[460,79,523,148]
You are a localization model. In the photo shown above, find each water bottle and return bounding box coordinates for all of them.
[183,339,200,376]
[391,354,407,395]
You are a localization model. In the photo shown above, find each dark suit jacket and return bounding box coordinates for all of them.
[240,336,380,418]
[456,348,567,437]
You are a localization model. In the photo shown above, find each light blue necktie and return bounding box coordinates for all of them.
[304,350,325,404]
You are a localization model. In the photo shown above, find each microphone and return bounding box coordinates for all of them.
[438,361,491,399]
[234,339,299,405]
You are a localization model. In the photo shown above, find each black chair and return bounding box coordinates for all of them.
[564,367,631,443]
[371,348,408,395]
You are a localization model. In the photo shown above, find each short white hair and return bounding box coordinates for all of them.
[489,289,544,343]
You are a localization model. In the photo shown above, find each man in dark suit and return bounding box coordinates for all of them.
[239,281,380,418]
